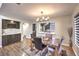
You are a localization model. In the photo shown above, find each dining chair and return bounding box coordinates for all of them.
[48,36,64,56]
[33,37,47,50]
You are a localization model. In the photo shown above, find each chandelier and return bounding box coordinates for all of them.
[36,11,50,22]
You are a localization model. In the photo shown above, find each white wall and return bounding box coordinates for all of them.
[54,15,72,46]
[22,22,32,38]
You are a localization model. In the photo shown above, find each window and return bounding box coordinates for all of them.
[38,22,55,33]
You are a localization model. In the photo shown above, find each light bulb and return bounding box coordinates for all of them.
[45,18,48,20]
[42,16,45,19]
[45,16,50,21]
[36,18,39,22]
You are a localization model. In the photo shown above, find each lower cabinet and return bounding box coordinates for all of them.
[2,34,21,46]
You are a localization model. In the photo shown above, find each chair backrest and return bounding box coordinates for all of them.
[34,37,43,50]
[41,47,48,56]
[45,33,52,39]
[57,37,64,50]
[31,31,36,38]
[57,37,64,54]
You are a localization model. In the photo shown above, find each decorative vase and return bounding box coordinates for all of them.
[68,27,73,47]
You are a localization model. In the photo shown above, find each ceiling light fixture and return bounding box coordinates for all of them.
[36,11,50,22]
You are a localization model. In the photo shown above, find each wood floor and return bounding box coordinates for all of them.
[0,39,75,56]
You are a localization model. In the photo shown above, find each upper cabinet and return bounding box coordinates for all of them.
[2,19,20,29]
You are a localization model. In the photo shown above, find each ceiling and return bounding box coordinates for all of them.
[0,3,78,21]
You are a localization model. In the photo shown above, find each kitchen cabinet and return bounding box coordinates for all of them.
[2,34,21,46]
[2,19,20,29]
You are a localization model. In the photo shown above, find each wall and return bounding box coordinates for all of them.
[22,22,32,38]
[72,4,79,56]
[36,15,72,46]
[54,15,72,46]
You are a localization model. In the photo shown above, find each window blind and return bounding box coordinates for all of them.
[74,16,79,46]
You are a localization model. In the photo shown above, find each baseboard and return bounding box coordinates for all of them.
[72,47,78,56]
[62,43,69,47]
